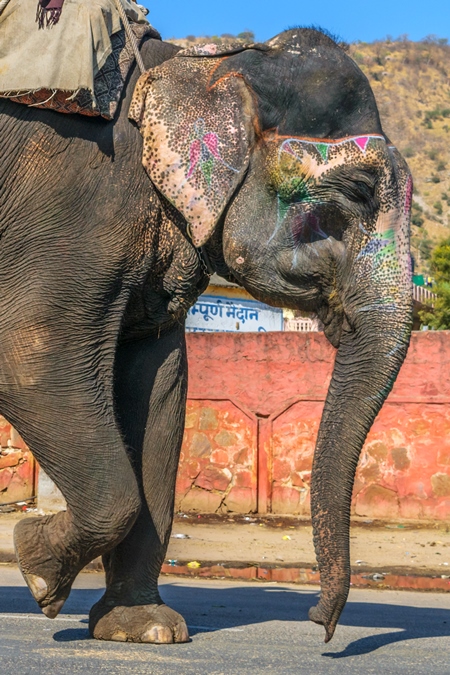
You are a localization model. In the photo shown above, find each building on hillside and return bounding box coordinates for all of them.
[186,274,284,333]
[413,283,437,330]
[283,313,323,332]
[186,275,438,333]
[186,274,326,333]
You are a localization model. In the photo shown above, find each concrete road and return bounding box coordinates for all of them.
[0,566,449,674]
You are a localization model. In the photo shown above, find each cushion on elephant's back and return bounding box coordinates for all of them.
[0,0,157,119]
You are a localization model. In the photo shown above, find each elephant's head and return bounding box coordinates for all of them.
[130,29,413,641]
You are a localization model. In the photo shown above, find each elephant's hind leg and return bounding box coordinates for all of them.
[89,325,189,643]
[9,383,141,618]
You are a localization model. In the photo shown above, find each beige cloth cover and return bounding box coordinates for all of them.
[0,0,148,96]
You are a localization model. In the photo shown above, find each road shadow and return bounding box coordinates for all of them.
[162,582,450,655]
[1,581,449,655]
[323,599,450,658]
[0,584,103,615]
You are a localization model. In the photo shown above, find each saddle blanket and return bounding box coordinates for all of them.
[0,0,157,118]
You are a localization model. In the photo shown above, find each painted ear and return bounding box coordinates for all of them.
[129,53,257,247]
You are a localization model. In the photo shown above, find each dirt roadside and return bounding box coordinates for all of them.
[1,512,450,579]
[168,515,450,574]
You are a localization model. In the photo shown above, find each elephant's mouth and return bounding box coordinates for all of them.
[316,285,349,348]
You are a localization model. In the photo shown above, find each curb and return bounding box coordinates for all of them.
[161,562,450,592]
[2,551,449,592]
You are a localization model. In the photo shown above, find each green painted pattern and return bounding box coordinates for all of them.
[277,176,311,204]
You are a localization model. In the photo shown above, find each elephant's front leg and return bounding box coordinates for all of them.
[8,355,142,618]
[89,325,189,643]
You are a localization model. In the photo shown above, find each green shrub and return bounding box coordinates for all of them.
[237,30,255,42]
[412,231,434,262]
[423,108,450,127]
[419,237,450,329]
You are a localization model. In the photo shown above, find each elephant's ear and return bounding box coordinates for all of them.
[129,53,257,247]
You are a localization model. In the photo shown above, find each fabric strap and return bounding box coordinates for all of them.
[36,0,65,29]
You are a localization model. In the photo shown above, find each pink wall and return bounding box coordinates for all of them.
[176,331,450,521]
[1,331,449,521]
[0,419,36,505]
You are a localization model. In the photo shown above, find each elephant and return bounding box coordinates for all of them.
[0,27,412,644]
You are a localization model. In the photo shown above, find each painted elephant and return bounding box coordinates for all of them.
[0,27,412,644]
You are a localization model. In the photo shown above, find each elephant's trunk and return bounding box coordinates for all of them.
[309,149,413,642]
[308,313,410,641]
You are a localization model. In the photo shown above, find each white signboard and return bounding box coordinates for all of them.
[186,294,283,333]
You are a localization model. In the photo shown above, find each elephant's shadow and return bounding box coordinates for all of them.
[0,581,449,657]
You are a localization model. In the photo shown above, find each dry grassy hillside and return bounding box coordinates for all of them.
[348,40,450,272]
[168,36,450,272]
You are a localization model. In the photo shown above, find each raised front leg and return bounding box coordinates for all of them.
[7,350,142,618]
[89,325,189,643]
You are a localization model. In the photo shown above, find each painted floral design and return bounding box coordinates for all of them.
[186,119,237,185]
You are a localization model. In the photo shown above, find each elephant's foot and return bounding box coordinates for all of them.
[89,598,190,643]
[14,516,78,618]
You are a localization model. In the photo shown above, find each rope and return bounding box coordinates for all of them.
[114,0,146,75]
[0,0,12,16]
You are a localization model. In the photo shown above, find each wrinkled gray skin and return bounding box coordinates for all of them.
[0,28,412,644]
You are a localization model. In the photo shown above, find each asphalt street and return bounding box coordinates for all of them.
[0,566,449,674]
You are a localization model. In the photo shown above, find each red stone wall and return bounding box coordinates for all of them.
[176,331,450,521]
[0,418,36,505]
[2,331,450,521]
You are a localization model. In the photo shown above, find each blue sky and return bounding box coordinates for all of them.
[140,0,449,44]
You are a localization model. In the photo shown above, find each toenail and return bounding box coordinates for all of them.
[27,575,48,602]
[174,622,190,643]
[111,630,128,642]
[141,625,173,644]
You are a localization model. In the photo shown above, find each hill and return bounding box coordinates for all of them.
[348,39,450,272]
[167,36,450,272]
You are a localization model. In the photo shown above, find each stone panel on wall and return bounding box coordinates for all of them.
[270,401,323,515]
[175,399,257,513]
[355,402,450,520]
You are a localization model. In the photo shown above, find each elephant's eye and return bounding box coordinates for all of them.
[349,179,376,203]
[278,176,311,203]
[323,169,377,209]
[344,169,377,202]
